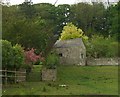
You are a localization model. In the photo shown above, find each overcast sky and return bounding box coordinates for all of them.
[6,0,119,5]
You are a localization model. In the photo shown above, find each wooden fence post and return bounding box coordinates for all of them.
[1,69,26,84]
[5,69,7,85]
[15,68,16,84]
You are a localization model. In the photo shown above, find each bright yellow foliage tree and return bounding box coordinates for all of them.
[59,23,88,40]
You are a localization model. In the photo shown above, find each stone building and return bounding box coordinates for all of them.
[54,38,86,65]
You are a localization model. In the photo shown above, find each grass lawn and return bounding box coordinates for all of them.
[2,65,118,95]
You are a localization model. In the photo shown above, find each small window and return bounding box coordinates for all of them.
[59,53,63,57]
[81,54,84,58]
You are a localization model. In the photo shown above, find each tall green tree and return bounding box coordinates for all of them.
[19,1,36,18]
[2,4,55,55]
[55,4,71,34]
[70,3,107,37]
[106,2,120,41]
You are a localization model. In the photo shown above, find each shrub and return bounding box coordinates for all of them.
[45,52,59,69]
[107,41,119,57]
[84,35,119,58]
[13,44,25,69]
[24,48,45,65]
[24,48,45,72]
[2,40,14,69]
[2,40,25,84]
[2,40,25,70]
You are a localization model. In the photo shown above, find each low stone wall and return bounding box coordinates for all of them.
[87,58,120,66]
[42,68,57,81]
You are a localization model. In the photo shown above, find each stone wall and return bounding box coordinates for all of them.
[55,46,86,66]
[87,58,120,66]
[42,68,57,81]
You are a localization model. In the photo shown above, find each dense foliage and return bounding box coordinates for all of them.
[84,35,119,58]
[2,40,25,70]
[2,40,14,69]
[2,1,120,59]
[59,23,88,40]
[2,3,56,55]
[12,44,25,69]
[24,48,45,66]
[106,2,120,41]
[45,52,59,69]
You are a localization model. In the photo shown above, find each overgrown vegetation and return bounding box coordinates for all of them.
[45,52,59,69]
[1,40,25,70]
[84,35,119,58]
[1,40,25,84]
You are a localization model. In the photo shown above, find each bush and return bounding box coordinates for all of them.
[24,48,45,70]
[45,52,59,69]
[107,41,119,57]
[84,35,119,58]
[13,44,25,69]
[2,40,25,70]
[2,40,14,69]
[2,40,25,84]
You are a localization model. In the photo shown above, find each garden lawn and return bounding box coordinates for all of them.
[2,65,118,95]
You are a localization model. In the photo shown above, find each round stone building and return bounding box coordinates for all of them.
[54,38,86,66]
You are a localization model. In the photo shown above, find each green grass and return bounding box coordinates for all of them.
[26,65,42,82]
[57,65,118,95]
[2,65,118,95]
[32,65,42,72]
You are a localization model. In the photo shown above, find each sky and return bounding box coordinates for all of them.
[7,0,75,5]
[4,0,119,5]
